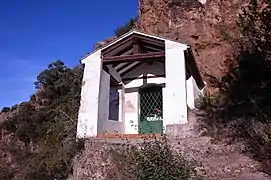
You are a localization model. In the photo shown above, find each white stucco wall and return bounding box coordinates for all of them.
[186,75,204,109]
[123,62,165,134]
[124,92,139,134]
[102,120,125,134]
[77,51,125,138]
[163,40,188,127]
[77,50,102,138]
[186,76,195,109]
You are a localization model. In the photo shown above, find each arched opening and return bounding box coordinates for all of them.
[139,84,163,134]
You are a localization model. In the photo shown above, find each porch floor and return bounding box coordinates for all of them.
[96,133,163,139]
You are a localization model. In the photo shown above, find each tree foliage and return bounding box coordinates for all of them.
[199,0,271,173]
[0,60,84,179]
[114,17,137,37]
[1,107,11,113]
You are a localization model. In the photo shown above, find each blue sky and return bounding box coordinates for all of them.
[0,0,137,108]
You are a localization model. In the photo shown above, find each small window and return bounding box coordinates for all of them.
[108,85,119,121]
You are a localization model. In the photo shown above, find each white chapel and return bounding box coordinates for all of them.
[76,31,205,138]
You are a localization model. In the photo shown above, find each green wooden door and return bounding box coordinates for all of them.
[139,86,163,134]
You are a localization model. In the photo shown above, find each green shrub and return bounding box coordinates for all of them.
[107,137,201,180]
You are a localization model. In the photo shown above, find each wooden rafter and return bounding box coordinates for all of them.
[114,62,129,69]
[102,35,134,56]
[114,46,133,56]
[103,52,165,65]
[118,62,141,75]
[101,33,165,57]
[134,34,164,47]
[121,48,133,56]
[120,61,145,76]
[116,62,134,72]
[184,49,204,89]
[142,44,164,52]
[186,64,191,80]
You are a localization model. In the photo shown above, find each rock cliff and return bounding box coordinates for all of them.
[136,0,249,82]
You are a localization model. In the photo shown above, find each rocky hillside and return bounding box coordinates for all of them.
[136,0,249,81]
[71,110,271,180]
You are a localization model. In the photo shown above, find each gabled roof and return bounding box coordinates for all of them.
[81,30,204,89]
[81,30,187,62]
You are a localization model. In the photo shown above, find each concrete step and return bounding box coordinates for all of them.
[166,124,200,138]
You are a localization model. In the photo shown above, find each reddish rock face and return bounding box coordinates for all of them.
[136,0,249,84]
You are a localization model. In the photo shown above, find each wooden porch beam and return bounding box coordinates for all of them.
[103,52,165,64]
[103,65,121,84]
[107,65,122,82]
[110,76,119,86]
[133,38,141,54]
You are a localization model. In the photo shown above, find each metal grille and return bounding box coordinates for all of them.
[140,87,163,121]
